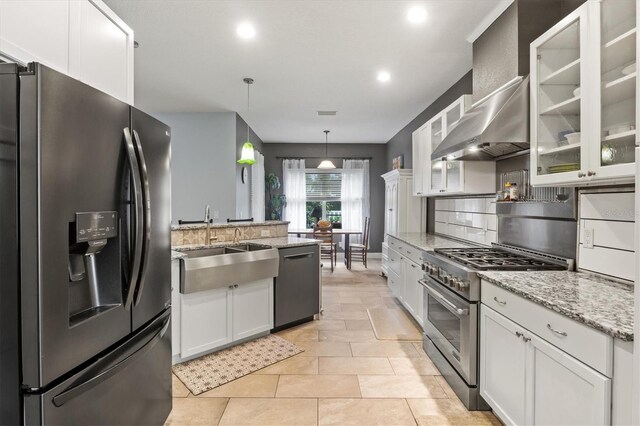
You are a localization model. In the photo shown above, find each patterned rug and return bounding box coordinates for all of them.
[172,334,303,395]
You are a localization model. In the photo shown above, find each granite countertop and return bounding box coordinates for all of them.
[477,271,634,341]
[244,236,320,248]
[171,250,188,260]
[172,236,319,252]
[391,232,477,252]
[171,220,289,231]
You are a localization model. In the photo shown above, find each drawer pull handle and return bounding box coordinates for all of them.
[515,331,524,339]
[493,296,506,306]
[547,324,567,337]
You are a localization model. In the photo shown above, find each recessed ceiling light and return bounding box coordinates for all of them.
[236,22,256,40]
[407,6,427,24]
[377,71,391,82]
[447,155,455,160]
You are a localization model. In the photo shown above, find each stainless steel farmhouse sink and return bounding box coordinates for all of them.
[179,244,279,294]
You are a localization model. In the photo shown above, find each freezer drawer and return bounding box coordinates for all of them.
[274,245,320,328]
[24,310,172,426]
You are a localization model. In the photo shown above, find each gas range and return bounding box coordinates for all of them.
[421,243,573,302]
[420,243,573,411]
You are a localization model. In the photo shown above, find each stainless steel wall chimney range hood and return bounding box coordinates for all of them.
[431,76,530,161]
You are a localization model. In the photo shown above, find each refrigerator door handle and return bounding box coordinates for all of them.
[132,129,152,305]
[123,128,144,310]
[51,310,170,407]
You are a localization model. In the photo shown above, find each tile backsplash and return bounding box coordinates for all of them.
[434,196,497,246]
[578,190,636,281]
[171,223,289,246]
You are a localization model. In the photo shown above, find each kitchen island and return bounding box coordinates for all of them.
[171,235,320,363]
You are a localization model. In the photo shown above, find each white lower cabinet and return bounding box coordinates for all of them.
[527,332,611,425]
[171,259,181,358]
[480,305,528,426]
[177,278,273,362]
[402,258,421,319]
[385,237,423,329]
[480,305,612,425]
[180,286,233,359]
[232,279,274,341]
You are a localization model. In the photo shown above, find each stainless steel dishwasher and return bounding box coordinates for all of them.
[274,245,320,329]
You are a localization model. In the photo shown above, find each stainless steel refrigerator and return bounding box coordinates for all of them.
[0,62,172,425]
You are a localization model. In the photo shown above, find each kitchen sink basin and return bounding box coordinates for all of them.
[179,244,279,294]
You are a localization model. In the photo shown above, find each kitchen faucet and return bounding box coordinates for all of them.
[204,205,217,244]
[233,227,242,244]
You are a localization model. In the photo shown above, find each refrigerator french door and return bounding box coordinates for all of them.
[0,63,171,425]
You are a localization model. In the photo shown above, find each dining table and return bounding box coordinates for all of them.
[288,229,362,269]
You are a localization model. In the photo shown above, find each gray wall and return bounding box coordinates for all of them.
[153,112,238,223]
[263,143,387,252]
[235,113,265,219]
[385,70,473,170]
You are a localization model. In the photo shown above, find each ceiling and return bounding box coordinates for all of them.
[105,0,508,144]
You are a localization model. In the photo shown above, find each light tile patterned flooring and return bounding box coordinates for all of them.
[167,258,501,425]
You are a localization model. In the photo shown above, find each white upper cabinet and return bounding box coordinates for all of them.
[413,95,495,196]
[0,0,134,104]
[531,0,636,186]
[0,1,70,73]
[411,129,424,196]
[69,0,134,103]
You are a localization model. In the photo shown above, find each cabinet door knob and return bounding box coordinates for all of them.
[515,331,524,339]
[587,171,596,176]
[228,285,233,289]
[234,284,239,288]
[577,172,586,178]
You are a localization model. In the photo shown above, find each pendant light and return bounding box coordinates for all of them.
[317,130,336,169]
[238,77,256,165]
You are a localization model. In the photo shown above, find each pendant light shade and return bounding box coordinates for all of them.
[317,130,336,169]
[238,142,255,164]
[238,77,256,165]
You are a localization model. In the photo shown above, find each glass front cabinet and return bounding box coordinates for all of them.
[411,95,495,196]
[531,0,637,186]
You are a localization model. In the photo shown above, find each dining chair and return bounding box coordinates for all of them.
[348,217,371,269]
[313,224,336,272]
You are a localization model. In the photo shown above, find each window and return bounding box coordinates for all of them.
[305,171,342,228]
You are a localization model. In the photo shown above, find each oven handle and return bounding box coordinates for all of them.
[419,279,469,317]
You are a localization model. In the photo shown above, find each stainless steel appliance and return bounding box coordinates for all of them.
[274,245,321,329]
[432,76,530,161]
[421,244,573,410]
[0,63,172,425]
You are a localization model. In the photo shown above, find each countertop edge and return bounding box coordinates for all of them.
[477,272,634,342]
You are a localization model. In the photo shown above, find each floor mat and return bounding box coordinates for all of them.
[367,307,423,341]
[172,334,303,395]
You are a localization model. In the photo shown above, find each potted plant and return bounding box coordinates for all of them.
[265,173,286,220]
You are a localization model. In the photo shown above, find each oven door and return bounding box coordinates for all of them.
[420,277,477,386]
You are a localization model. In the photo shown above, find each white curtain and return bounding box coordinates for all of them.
[250,150,265,222]
[282,159,306,230]
[341,159,370,246]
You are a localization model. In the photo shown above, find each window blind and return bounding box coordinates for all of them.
[305,172,341,200]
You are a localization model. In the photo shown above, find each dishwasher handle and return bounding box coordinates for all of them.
[283,252,314,260]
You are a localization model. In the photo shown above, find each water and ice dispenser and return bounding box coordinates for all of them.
[68,212,121,326]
